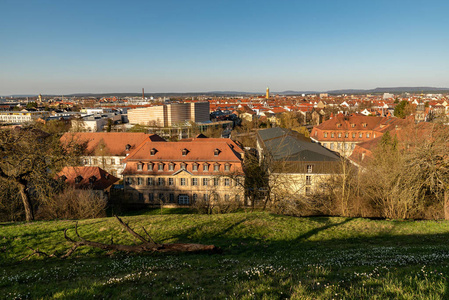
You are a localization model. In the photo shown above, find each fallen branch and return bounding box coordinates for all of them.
[58,215,220,258]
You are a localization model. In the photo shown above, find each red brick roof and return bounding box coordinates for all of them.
[123,137,244,175]
[60,132,162,156]
[58,166,119,190]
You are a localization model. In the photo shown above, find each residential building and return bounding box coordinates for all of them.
[57,166,119,198]
[310,114,408,156]
[0,111,51,124]
[60,132,159,178]
[122,136,245,206]
[256,127,341,197]
[128,102,210,126]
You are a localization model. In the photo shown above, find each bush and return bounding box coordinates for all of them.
[36,187,107,220]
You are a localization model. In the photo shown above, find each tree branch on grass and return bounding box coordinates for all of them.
[23,216,221,260]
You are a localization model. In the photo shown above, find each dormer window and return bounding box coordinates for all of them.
[362,123,367,128]
[125,144,131,151]
[169,163,175,171]
[137,163,143,171]
[150,148,157,156]
[75,175,83,184]
[89,176,97,183]
[214,149,220,156]
[351,123,355,128]
[337,123,342,128]
[182,148,188,156]
[181,163,187,170]
[158,163,164,171]
[192,163,198,171]
[59,175,67,182]
[203,163,209,172]
[224,163,230,172]
[214,163,220,172]
[147,163,153,171]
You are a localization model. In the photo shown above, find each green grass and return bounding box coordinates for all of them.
[2,211,449,299]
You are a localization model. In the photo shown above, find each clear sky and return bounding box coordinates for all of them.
[1,0,449,95]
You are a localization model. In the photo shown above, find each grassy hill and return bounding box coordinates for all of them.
[2,211,449,299]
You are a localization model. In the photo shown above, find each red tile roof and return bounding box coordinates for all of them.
[58,166,119,190]
[60,132,162,156]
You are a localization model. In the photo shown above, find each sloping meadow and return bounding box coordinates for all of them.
[2,212,449,299]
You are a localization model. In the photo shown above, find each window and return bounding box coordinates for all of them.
[324,132,328,138]
[193,193,198,202]
[83,158,89,165]
[168,178,174,186]
[75,175,83,184]
[307,165,313,173]
[180,178,186,186]
[158,178,165,186]
[214,178,219,186]
[192,178,198,186]
[169,163,174,171]
[224,194,230,201]
[214,149,220,156]
[151,148,157,156]
[344,143,349,150]
[345,133,349,138]
[125,177,132,185]
[169,193,175,203]
[337,143,341,150]
[214,164,220,172]
[352,133,356,138]
[158,164,164,171]
[202,178,209,186]
[138,193,144,202]
[224,178,230,186]
[110,158,115,165]
[367,133,370,138]
[192,163,198,171]
[359,133,363,138]
[89,176,97,183]
[373,133,376,138]
[149,193,154,202]
[224,164,230,172]
[178,194,189,205]
[147,178,153,185]
[330,143,334,150]
[351,123,355,128]
[337,123,341,128]
[306,175,312,185]
[331,132,334,138]
[351,143,355,150]
[305,187,311,195]
[182,148,188,156]
[137,163,143,171]
[158,193,165,202]
[147,163,153,171]
[137,177,143,185]
[203,164,209,171]
[181,163,186,170]
[235,195,240,202]
[362,123,367,128]
[92,158,98,165]
[120,159,124,164]
[203,194,209,201]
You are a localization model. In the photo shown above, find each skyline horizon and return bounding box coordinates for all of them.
[2,0,448,95]
[3,85,449,98]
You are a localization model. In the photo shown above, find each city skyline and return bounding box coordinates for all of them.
[1,0,449,95]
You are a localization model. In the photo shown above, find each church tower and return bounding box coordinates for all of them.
[266,87,269,99]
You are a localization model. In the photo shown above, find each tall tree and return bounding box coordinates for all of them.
[0,126,82,221]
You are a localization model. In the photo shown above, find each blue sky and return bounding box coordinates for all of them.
[1,0,448,95]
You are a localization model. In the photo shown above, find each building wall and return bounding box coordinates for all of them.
[124,172,244,206]
[81,155,125,178]
[127,106,165,126]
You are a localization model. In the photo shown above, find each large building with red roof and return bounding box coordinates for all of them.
[311,114,409,156]
[122,135,245,206]
[60,132,159,178]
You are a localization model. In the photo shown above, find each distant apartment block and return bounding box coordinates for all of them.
[0,111,50,124]
[128,102,210,126]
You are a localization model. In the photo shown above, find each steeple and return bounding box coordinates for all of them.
[266,87,270,99]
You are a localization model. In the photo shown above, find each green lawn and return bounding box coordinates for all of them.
[2,211,449,299]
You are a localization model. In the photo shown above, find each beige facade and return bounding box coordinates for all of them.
[128,102,210,126]
[124,170,244,206]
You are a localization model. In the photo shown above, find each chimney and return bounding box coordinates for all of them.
[142,88,145,100]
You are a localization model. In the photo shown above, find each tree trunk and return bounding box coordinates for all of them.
[444,190,449,221]
[18,182,34,222]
